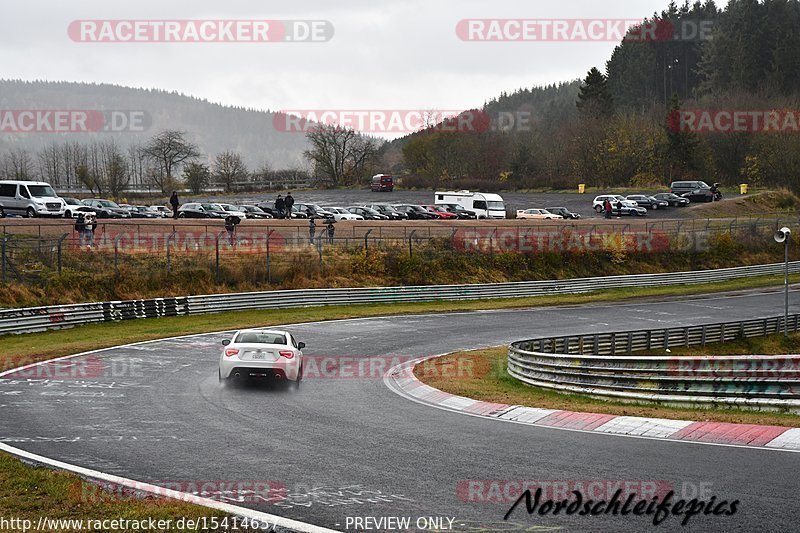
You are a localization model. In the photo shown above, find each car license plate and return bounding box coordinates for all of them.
[251,352,266,360]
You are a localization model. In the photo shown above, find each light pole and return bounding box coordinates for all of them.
[774,227,792,336]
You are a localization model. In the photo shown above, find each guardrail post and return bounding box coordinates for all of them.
[56,233,68,275]
[1,236,6,283]
[364,229,373,254]
[266,229,274,284]
[700,325,707,346]
[166,230,177,273]
[113,233,124,277]
[317,237,323,271]
[610,333,616,355]
[215,232,221,283]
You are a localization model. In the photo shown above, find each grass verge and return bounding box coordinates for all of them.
[415,342,800,428]
[1,273,798,525]
[0,453,230,532]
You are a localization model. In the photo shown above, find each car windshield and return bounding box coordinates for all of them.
[381,205,399,212]
[235,332,287,345]
[246,206,264,212]
[28,185,56,197]
[202,204,223,210]
[698,181,710,188]
[487,201,505,210]
[99,200,119,208]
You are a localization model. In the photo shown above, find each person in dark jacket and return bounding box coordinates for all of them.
[225,215,240,245]
[603,198,613,219]
[309,218,316,244]
[284,192,294,219]
[326,221,335,244]
[275,195,286,219]
[75,213,87,246]
[170,192,179,219]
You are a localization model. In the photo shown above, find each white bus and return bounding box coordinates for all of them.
[434,190,506,219]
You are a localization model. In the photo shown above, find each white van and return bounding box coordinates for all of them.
[0,180,66,218]
[434,190,506,219]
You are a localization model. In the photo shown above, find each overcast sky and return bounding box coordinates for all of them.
[2,0,671,113]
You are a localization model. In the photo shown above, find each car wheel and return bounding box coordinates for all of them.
[64,210,72,218]
[0,206,4,218]
[178,212,185,218]
[652,204,658,210]
[25,207,35,218]
[594,205,603,213]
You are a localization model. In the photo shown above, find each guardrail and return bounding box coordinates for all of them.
[1,261,798,336]
[508,315,800,412]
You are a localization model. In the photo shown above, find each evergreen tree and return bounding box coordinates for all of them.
[577,68,615,118]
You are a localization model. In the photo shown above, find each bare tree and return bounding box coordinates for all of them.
[102,141,130,197]
[142,130,200,192]
[2,147,35,180]
[304,125,379,185]
[37,143,62,185]
[213,150,248,192]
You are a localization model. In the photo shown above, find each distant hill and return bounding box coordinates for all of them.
[0,79,309,169]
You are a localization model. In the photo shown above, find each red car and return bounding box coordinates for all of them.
[422,205,459,219]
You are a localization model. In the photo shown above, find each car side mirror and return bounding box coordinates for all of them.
[222,339,230,346]
[298,342,306,349]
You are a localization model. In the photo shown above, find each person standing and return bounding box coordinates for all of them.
[326,221,335,245]
[75,213,87,247]
[603,198,613,219]
[309,218,316,245]
[225,215,239,246]
[83,214,97,248]
[170,192,180,219]
[275,194,285,219]
[284,192,294,220]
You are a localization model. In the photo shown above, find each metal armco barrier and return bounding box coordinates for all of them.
[508,315,800,412]
[1,261,799,336]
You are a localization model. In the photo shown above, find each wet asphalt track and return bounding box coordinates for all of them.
[2,290,799,532]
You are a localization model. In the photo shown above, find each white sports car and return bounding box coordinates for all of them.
[219,329,305,386]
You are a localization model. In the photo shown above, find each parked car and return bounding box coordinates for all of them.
[365,204,408,220]
[294,203,335,220]
[439,203,478,219]
[324,207,364,221]
[121,205,162,218]
[346,206,389,220]
[421,205,459,219]
[239,205,273,219]
[81,199,131,218]
[219,204,254,219]
[670,180,714,202]
[545,207,581,220]
[256,204,304,218]
[652,193,690,207]
[178,202,226,218]
[0,180,66,218]
[62,197,84,218]
[626,195,669,210]
[219,328,305,388]
[149,205,172,218]
[592,195,647,216]
[516,208,563,220]
[393,204,438,220]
